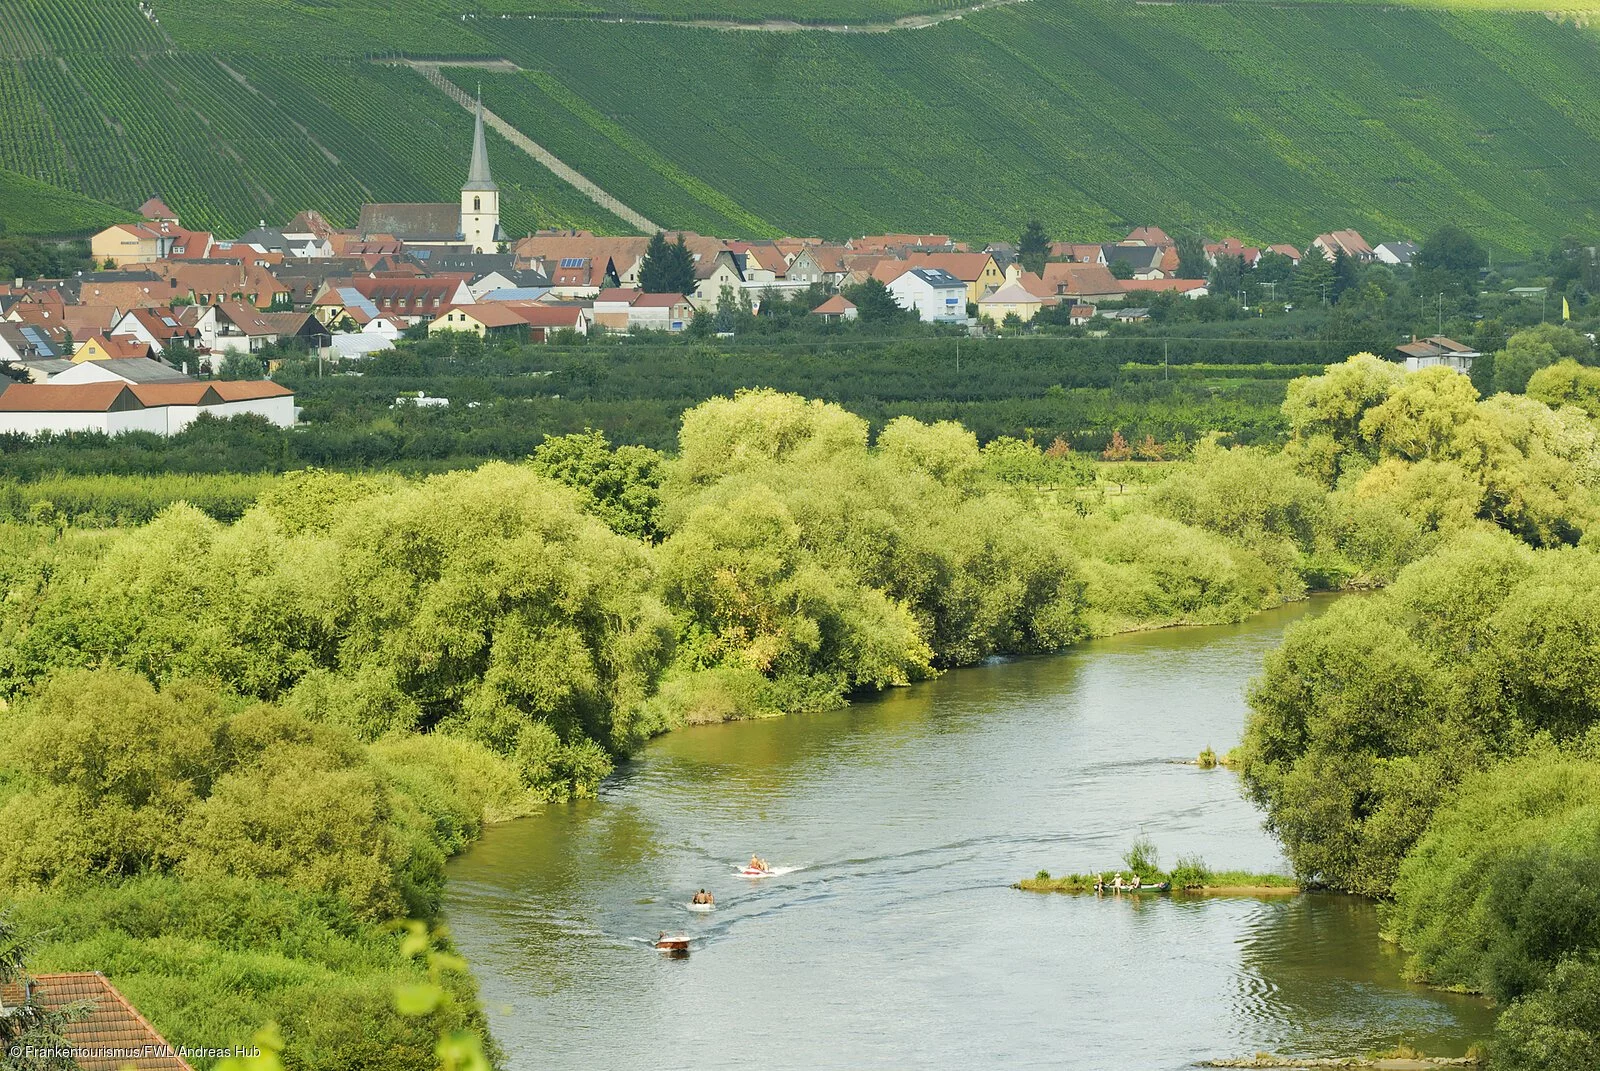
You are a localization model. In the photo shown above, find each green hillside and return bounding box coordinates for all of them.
[3,0,1600,248]
[0,166,134,237]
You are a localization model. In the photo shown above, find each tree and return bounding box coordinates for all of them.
[638,231,695,296]
[1108,259,1134,280]
[1101,429,1132,461]
[842,276,904,324]
[1290,252,1335,307]
[0,911,83,1070]
[1329,250,1359,304]
[1208,254,1245,300]
[1494,955,1600,1071]
[1175,233,1207,279]
[1018,219,1050,276]
[1494,324,1595,395]
[218,351,265,380]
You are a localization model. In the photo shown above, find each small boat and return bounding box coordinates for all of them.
[1113,881,1170,893]
[737,866,773,878]
[655,934,690,953]
[688,901,714,912]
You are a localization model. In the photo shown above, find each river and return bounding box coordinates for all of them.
[445,599,1494,1069]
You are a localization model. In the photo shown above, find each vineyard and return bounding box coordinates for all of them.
[3,0,1600,246]
[0,168,134,237]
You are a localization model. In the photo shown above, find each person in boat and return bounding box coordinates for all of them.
[1094,874,1104,894]
[1111,873,1124,892]
[1131,874,1142,890]
[749,855,769,873]
[692,889,714,905]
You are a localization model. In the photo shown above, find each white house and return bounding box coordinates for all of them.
[888,267,967,323]
[1396,335,1478,374]
[1374,241,1419,267]
[49,357,193,386]
[129,383,225,434]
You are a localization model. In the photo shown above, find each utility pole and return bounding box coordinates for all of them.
[1163,340,1168,381]
[1438,292,1444,335]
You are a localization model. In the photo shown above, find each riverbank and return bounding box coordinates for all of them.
[1015,871,1301,895]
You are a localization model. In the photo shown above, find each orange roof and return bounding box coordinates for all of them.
[129,383,221,406]
[0,972,193,1071]
[139,196,178,221]
[904,252,996,283]
[633,292,688,307]
[506,305,584,328]
[83,334,152,359]
[1041,263,1122,296]
[1119,278,1208,293]
[0,383,138,412]
[812,295,856,314]
[207,380,294,401]
[1124,225,1172,248]
[435,302,532,329]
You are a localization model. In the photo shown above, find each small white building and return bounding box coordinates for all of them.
[0,382,169,436]
[206,380,296,426]
[1374,241,1419,267]
[887,267,967,323]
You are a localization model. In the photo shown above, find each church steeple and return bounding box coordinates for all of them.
[461,86,501,253]
[463,89,497,193]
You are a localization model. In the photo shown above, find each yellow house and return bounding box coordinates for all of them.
[72,334,153,362]
[977,280,1044,324]
[427,303,531,338]
[90,223,164,267]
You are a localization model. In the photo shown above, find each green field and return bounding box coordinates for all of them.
[0,166,134,236]
[3,0,1600,247]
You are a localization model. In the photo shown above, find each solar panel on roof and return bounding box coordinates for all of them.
[559,257,585,268]
[161,317,178,327]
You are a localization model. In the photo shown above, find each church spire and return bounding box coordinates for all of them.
[464,87,497,192]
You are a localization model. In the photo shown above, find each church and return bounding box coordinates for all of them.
[355,95,506,254]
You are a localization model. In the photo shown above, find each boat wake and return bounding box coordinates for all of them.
[734,864,805,878]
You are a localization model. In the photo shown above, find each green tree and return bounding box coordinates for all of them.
[218,350,265,380]
[1415,224,1487,297]
[843,276,904,324]
[638,231,696,295]
[1291,252,1335,307]
[1018,219,1050,276]
[1208,254,1245,301]
[0,910,82,1070]
[1494,955,1600,1071]
[1108,259,1134,280]
[528,429,664,540]
[1495,324,1595,395]
[1175,233,1207,279]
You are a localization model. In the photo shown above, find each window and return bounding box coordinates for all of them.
[473,196,481,211]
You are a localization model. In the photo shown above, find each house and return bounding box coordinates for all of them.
[627,294,695,333]
[506,304,588,342]
[591,288,642,332]
[887,267,967,323]
[1396,335,1478,374]
[977,280,1044,324]
[784,247,826,285]
[1104,307,1152,323]
[0,322,66,363]
[129,382,226,434]
[692,251,747,310]
[1068,304,1097,325]
[737,243,790,285]
[1037,262,1123,302]
[1049,243,1109,265]
[212,302,325,353]
[468,268,551,300]
[1265,244,1303,265]
[74,334,154,362]
[1375,241,1419,267]
[312,277,473,327]
[811,294,858,323]
[1312,230,1375,263]
[1205,238,1261,268]
[109,307,202,355]
[1103,245,1167,280]
[90,222,175,267]
[428,302,533,340]
[1122,226,1173,248]
[904,252,1006,303]
[0,971,195,1071]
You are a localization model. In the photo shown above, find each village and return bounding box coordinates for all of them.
[0,102,1447,437]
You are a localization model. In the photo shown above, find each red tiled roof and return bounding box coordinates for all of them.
[83,334,152,359]
[435,302,532,329]
[129,383,221,406]
[1119,278,1209,293]
[812,294,856,314]
[207,380,294,401]
[633,292,688,307]
[0,383,139,412]
[0,972,193,1071]
[506,305,584,328]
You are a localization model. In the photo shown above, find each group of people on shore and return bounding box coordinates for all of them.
[1093,873,1143,893]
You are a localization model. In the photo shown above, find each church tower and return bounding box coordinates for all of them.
[461,90,501,254]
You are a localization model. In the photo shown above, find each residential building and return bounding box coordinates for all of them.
[74,334,154,362]
[627,293,695,333]
[0,382,170,436]
[1396,335,1478,374]
[1103,245,1166,280]
[50,358,195,385]
[977,280,1044,324]
[1374,241,1419,267]
[1312,230,1375,263]
[110,307,202,355]
[887,267,967,323]
[904,252,1006,303]
[0,971,194,1071]
[811,294,857,322]
[429,302,533,340]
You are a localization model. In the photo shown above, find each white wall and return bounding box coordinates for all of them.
[206,396,295,427]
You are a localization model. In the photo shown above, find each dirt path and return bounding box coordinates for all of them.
[462,0,1030,34]
[396,60,658,233]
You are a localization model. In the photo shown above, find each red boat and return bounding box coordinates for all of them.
[655,933,690,954]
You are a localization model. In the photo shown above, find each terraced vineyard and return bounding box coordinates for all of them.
[0,167,134,237]
[4,0,1600,246]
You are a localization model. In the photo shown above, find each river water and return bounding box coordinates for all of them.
[445,600,1494,1069]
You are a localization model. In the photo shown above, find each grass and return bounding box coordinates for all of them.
[6,1,1600,244]
[0,166,133,237]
